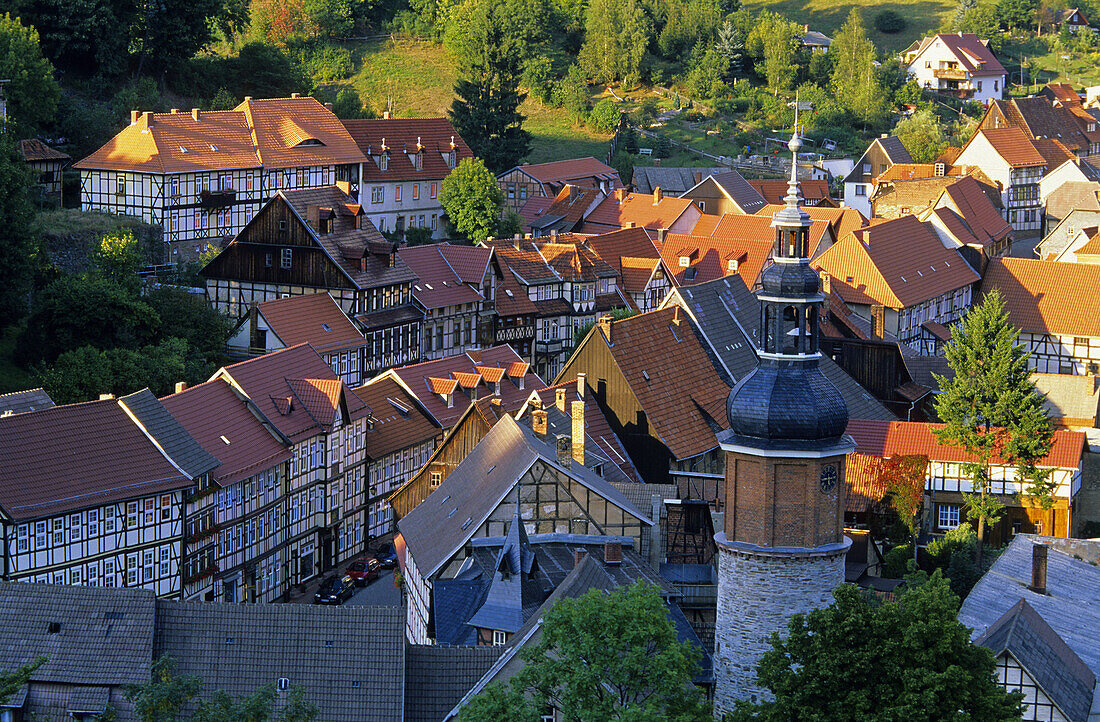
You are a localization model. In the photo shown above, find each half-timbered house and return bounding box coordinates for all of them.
[582,227,674,312]
[0,390,218,597]
[202,185,422,376]
[497,157,621,214]
[74,96,367,264]
[18,138,69,204]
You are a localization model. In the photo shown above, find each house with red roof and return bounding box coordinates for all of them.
[903,33,1006,102]
[518,184,607,237]
[341,116,473,239]
[953,127,1049,232]
[845,419,1085,543]
[497,157,621,214]
[581,227,675,312]
[810,214,980,355]
[919,175,1014,270]
[577,188,701,235]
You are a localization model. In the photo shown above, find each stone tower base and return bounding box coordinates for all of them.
[712,532,850,716]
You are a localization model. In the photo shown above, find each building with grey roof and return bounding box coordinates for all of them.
[959,535,1100,722]
[0,387,54,416]
[681,171,768,216]
[631,166,729,195]
[404,645,501,722]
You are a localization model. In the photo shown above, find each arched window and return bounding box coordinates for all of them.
[764,306,777,353]
[782,305,798,354]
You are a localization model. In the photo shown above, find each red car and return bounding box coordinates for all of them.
[346,558,381,586]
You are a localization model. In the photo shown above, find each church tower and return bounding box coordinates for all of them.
[712,129,854,713]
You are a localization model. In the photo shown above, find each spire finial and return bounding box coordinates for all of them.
[783,92,808,212]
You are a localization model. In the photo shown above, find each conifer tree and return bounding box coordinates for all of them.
[933,290,1053,563]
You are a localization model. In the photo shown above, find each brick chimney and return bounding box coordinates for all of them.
[555,387,567,412]
[657,228,667,244]
[871,305,885,339]
[625,221,636,228]
[615,188,627,202]
[603,540,622,564]
[324,102,333,111]
[290,92,300,98]
[576,372,586,399]
[174,382,187,394]
[672,304,682,325]
[1030,543,1048,595]
[598,314,613,344]
[141,111,153,129]
[573,548,587,567]
[571,400,585,467]
[191,108,201,122]
[820,272,831,296]
[653,187,663,204]
[130,110,140,124]
[556,435,571,468]
[532,409,548,438]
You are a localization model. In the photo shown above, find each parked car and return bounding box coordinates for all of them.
[374,543,398,569]
[346,558,381,586]
[313,574,356,605]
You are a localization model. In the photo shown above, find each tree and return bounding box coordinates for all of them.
[1,656,45,705]
[439,157,503,241]
[125,656,202,722]
[588,98,621,133]
[747,12,800,97]
[130,0,249,77]
[933,290,1054,564]
[996,0,1038,30]
[894,109,948,163]
[730,571,1024,721]
[578,0,652,87]
[879,454,929,548]
[0,124,38,325]
[449,0,532,172]
[13,0,133,78]
[0,14,60,133]
[93,229,145,291]
[830,10,888,126]
[458,582,711,722]
[715,19,747,80]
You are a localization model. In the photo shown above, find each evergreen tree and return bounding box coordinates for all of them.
[449,0,531,172]
[933,290,1054,564]
[830,9,888,126]
[715,18,746,80]
[0,123,38,326]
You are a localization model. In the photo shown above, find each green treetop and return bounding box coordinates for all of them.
[830,10,889,126]
[439,157,504,242]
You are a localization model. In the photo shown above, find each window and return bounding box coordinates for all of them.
[160,495,171,521]
[170,177,180,197]
[296,168,306,186]
[430,182,437,199]
[126,554,138,586]
[220,174,231,190]
[492,630,507,646]
[143,549,154,582]
[994,80,999,91]
[159,546,170,576]
[246,174,254,192]
[414,152,423,171]
[104,507,115,533]
[53,518,64,545]
[70,514,81,542]
[169,212,178,232]
[116,176,126,196]
[395,185,402,203]
[855,184,867,196]
[412,183,420,200]
[265,253,273,268]
[977,81,983,92]
[143,498,155,525]
[281,248,292,269]
[380,154,389,172]
[679,256,690,267]
[371,186,384,204]
[430,471,442,488]
[35,521,46,548]
[938,504,961,530]
[17,524,28,552]
[104,560,115,587]
[431,214,437,230]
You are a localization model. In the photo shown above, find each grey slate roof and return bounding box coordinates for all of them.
[879,136,914,164]
[398,414,653,579]
[405,645,501,722]
[0,387,54,416]
[670,276,895,421]
[119,389,220,479]
[960,535,1100,721]
[710,171,768,214]
[0,581,155,687]
[67,685,111,714]
[975,599,1095,722]
[632,166,728,195]
[154,600,404,722]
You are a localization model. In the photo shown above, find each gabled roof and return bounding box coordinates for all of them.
[846,419,1085,468]
[907,33,1005,76]
[161,379,290,488]
[1044,82,1083,103]
[685,171,768,214]
[216,343,368,442]
[580,191,697,233]
[236,96,366,169]
[662,231,773,287]
[1037,208,1100,259]
[353,377,440,460]
[0,391,200,519]
[878,136,916,164]
[935,175,1013,243]
[811,214,979,309]
[494,265,540,317]
[991,97,1095,155]
[482,238,560,284]
[398,415,652,579]
[537,241,618,281]
[524,184,605,232]
[754,204,866,239]
[254,291,364,354]
[748,178,832,206]
[504,157,620,185]
[404,646,501,722]
[119,388,220,480]
[631,166,727,195]
[400,243,488,310]
[18,138,69,162]
[342,117,473,181]
[0,387,54,416]
[970,127,1048,168]
[0,581,155,687]
[983,257,1100,336]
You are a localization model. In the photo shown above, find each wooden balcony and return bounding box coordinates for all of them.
[933,68,968,80]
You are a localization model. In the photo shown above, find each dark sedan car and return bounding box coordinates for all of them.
[346,558,381,586]
[374,543,398,569]
[313,574,356,605]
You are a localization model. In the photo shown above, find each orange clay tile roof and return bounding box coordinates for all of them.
[618,256,662,293]
[1075,229,1100,255]
[973,128,1047,167]
[1045,82,1081,103]
[518,196,554,228]
[981,256,1100,337]
[352,377,440,460]
[811,215,979,309]
[399,243,488,310]
[75,97,366,173]
[706,213,830,255]
[525,184,605,232]
[510,156,620,184]
[580,192,696,232]
[506,362,530,377]
[427,377,459,395]
[494,266,539,317]
[18,138,69,162]
[938,175,1012,242]
[342,117,473,182]
[748,178,832,205]
[661,231,773,287]
[160,379,291,488]
[255,292,364,354]
[596,307,731,460]
[844,453,888,513]
[583,226,660,261]
[452,371,482,389]
[754,204,866,240]
[846,419,1085,469]
[475,366,506,384]
[1032,137,1076,169]
[537,242,618,282]
[875,163,964,182]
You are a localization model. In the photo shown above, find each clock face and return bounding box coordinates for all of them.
[820,464,838,494]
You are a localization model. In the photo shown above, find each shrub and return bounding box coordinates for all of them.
[883,544,911,578]
[874,9,908,34]
[588,98,621,134]
[306,43,354,81]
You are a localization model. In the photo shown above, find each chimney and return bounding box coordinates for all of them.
[672,304,682,325]
[653,187,663,204]
[693,171,702,184]
[532,409,548,438]
[556,434,571,468]
[615,188,627,202]
[576,372,586,399]
[142,111,153,128]
[513,233,521,250]
[598,314,613,344]
[871,305,885,339]
[1030,543,1048,595]
[657,228,667,244]
[446,392,453,408]
[555,387,567,412]
[324,102,333,111]
[820,272,831,295]
[170,108,179,114]
[571,400,585,467]
[573,548,587,568]
[191,108,201,122]
[550,229,558,240]
[244,96,252,102]
[174,382,187,394]
[99,393,114,400]
[130,110,140,124]
[383,111,390,119]
[603,540,622,564]
[290,92,300,98]
[625,221,635,228]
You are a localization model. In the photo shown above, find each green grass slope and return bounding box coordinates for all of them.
[742,0,955,52]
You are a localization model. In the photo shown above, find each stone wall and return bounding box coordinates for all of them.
[712,535,848,716]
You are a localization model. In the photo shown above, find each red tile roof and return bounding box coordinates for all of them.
[255,292,364,354]
[811,215,979,309]
[510,157,620,184]
[427,377,459,395]
[18,138,69,162]
[844,453,888,513]
[981,257,1100,337]
[846,419,1085,469]
[661,231,773,287]
[909,33,1005,76]
[748,178,833,205]
[476,365,506,383]
[937,175,1012,244]
[161,380,291,487]
[342,117,473,181]
[352,377,440,460]
[974,128,1047,168]
[0,396,192,519]
[399,243,488,310]
[754,204,866,240]
[238,97,366,169]
[580,191,697,233]
[875,163,965,182]
[518,196,554,228]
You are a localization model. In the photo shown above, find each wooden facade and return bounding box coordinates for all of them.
[1020,331,1100,375]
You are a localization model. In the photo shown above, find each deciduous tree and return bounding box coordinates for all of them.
[830,9,888,126]
[1,657,45,706]
[879,454,929,546]
[579,0,652,87]
[0,124,38,326]
[894,109,948,163]
[0,14,60,133]
[438,157,503,241]
[747,11,800,97]
[933,290,1054,564]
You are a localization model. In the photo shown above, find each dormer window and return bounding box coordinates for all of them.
[679,256,690,267]
[414,151,423,171]
[447,150,456,169]
[727,258,739,272]
[380,154,388,172]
